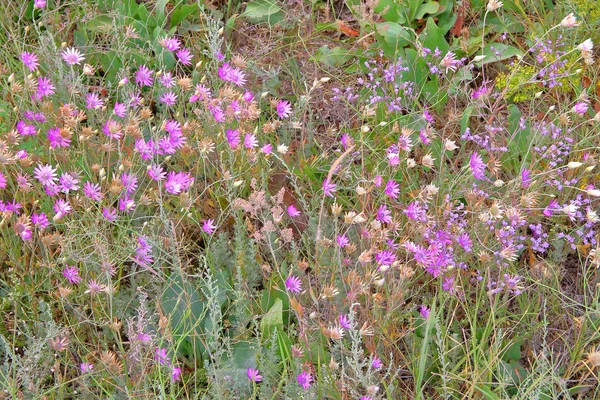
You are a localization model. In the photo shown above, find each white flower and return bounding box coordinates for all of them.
[444,139,458,152]
[560,13,579,28]
[577,38,594,52]
[276,144,288,154]
[487,0,503,12]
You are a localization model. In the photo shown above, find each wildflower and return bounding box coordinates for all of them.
[16,120,36,136]
[171,366,181,382]
[323,179,337,197]
[243,133,258,149]
[339,314,351,329]
[176,48,193,65]
[285,275,302,294]
[373,175,383,187]
[121,173,138,194]
[36,76,55,99]
[0,172,6,189]
[277,144,288,154]
[577,39,594,52]
[419,305,430,319]
[560,13,578,27]
[62,265,82,284]
[384,179,400,199]
[53,198,72,220]
[59,172,80,193]
[276,100,292,119]
[85,279,107,295]
[521,169,531,189]
[440,51,461,73]
[159,36,181,52]
[159,91,178,106]
[155,348,170,365]
[20,51,39,71]
[296,371,313,389]
[47,127,71,148]
[102,207,117,222]
[136,65,154,87]
[202,219,217,234]
[261,143,272,154]
[61,48,85,65]
[243,91,254,101]
[288,204,301,217]
[137,332,152,343]
[469,152,486,180]
[49,336,69,352]
[376,204,392,224]
[113,102,127,118]
[573,102,588,115]
[226,129,241,149]
[80,362,94,373]
[371,355,383,370]
[86,92,105,109]
[148,164,166,181]
[217,63,246,86]
[33,164,57,186]
[336,234,350,248]
[102,119,123,140]
[486,0,503,12]
[164,171,193,194]
[159,72,176,88]
[375,250,395,270]
[543,199,559,217]
[247,368,262,383]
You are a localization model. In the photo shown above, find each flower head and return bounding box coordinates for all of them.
[469,152,486,180]
[20,51,39,71]
[36,77,55,100]
[486,0,503,12]
[247,368,262,383]
[276,100,292,119]
[176,48,193,65]
[296,371,313,389]
[136,65,154,87]
[561,13,579,27]
[33,164,57,186]
[285,275,302,294]
[61,48,85,65]
[323,179,337,197]
[288,204,301,218]
[62,265,82,284]
[577,39,593,52]
[202,219,217,234]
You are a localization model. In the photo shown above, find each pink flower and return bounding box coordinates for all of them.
[61,48,85,65]
[113,102,127,118]
[244,133,258,149]
[217,63,246,87]
[33,164,57,186]
[323,179,337,197]
[159,91,178,106]
[103,207,117,222]
[371,355,383,369]
[62,265,82,284]
[339,314,351,329]
[202,219,217,234]
[384,179,400,199]
[296,371,313,389]
[34,0,46,9]
[276,100,292,119]
[247,368,262,382]
[419,305,430,319]
[53,198,72,220]
[469,152,486,180]
[86,93,104,109]
[164,171,193,194]
[36,77,55,99]
[136,65,154,87]
[285,276,302,293]
[171,366,182,382]
[159,36,181,52]
[155,348,170,365]
[376,205,392,224]
[102,119,123,140]
[176,48,193,66]
[336,234,350,248]
[573,102,588,115]
[0,172,7,189]
[47,127,71,148]
[226,129,241,149]
[373,175,383,187]
[287,205,301,217]
[80,362,93,373]
[20,51,39,71]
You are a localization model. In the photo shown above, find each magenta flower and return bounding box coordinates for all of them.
[164,171,193,194]
[573,102,588,115]
[132,236,153,267]
[155,348,170,365]
[61,48,85,65]
[276,100,292,119]
[243,91,254,102]
[59,172,80,194]
[336,234,350,248]
[86,92,105,109]
[171,366,181,382]
[16,120,36,136]
[159,36,181,52]
[217,63,246,87]
[226,129,241,149]
[32,212,50,230]
[136,65,154,87]
[247,368,262,383]
[47,127,71,148]
[62,265,82,284]
[121,172,138,194]
[521,169,531,189]
[323,179,337,197]
[53,198,72,220]
[261,143,273,154]
[159,91,178,106]
[0,172,6,189]
[469,152,486,180]
[34,0,47,9]
[83,181,103,201]
[339,314,351,329]
[36,77,55,99]
[159,72,176,88]
[384,179,400,199]
[296,371,313,389]
[202,219,217,234]
[20,51,39,71]
[176,48,193,65]
[102,119,123,140]
[419,305,430,319]
[285,276,302,294]
[148,164,166,181]
[376,204,392,224]
[103,207,117,222]
[371,355,383,370]
[375,250,395,268]
[244,133,258,149]
[113,102,127,118]
[288,205,301,217]
[33,164,57,186]
[80,362,93,373]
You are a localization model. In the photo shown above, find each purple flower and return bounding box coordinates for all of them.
[159,91,178,106]
[34,0,46,8]
[32,212,49,230]
[573,102,588,115]
[419,305,430,319]
[285,276,302,294]
[171,366,181,382]
[296,371,313,389]
[217,63,246,87]
[371,355,383,370]
[102,207,117,222]
[288,205,301,217]
[323,179,337,197]
[521,169,531,189]
[148,164,166,181]
[469,153,486,180]
[59,172,80,194]
[86,93,105,109]
[33,164,57,186]
[176,48,193,66]
[339,314,351,329]
[16,120,36,136]
[121,172,138,194]
[159,72,176,88]
[61,48,85,65]
[36,77,55,99]
[336,234,350,248]
[20,51,39,71]
[384,179,400,199]
[113,102,127,117]
[164,171,193,194]
[375,250,395,269]
[102,119,123,140]
[276,100,292,119]
[0,172,6,189]
[62,265,82,284]
[47,127,71,148]
[155,348,170,365]
[159,36,181,52]
[247,368,262,383]
[80,362,93,373]
[53,199,72,220]
[202,219,217,234]
[244,133,258,149]
[376,204,392,224]
[136,65,154,87]
[226,129,241,149]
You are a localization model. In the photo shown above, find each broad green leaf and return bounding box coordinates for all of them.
[373,0,405,24]
[84,16,114,33]
[170,4,198,29]
[243,0,284,25]
[420,17,449,53]
[376,22,412,57]
[477,43,523,66]
[156,0,169,26]
[137,4,149,23]
[415,1,440,20]
[313,46,353,68]
[260,298,283,336]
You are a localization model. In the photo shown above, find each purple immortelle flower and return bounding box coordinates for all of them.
[419,305,430,319]
[371,355,383,369]
[261,143,272,154]
[102,119,123,140]
[113,102,127,118]
[217,63,246,87]
[243,91,254,102]
[323,179,337,197]
[118,196,136,213]
[34,0,46,8]
[16,121,36,136]
[375,250,395,268]
[244,133,258,149]
[457,232,472,252]
[62,265,82,284]
[159,36,181,52]
[155,348,170,365]
[103,207,117,222]
[164,171,193,194]
[339,314,351,329]
[573,102,588,115]
[59,172,80,193]
[86,92,104,109]
[20,51,39,71]
[133,235,153,267]
[296,371,313,389]
[148,164,166,181]
[176,48,193,65]
[171,366,181,382]
[376,204,392,224]
[121,172,138,194]
[159,91,178,106]
[288,204,301,217]
[404,201,427,222]
[32,212,49,230]
[80,362,93,373]
[384,179,400,199]
[61,48,85,65]
[53,198,72,220]
[159,72,176,88]
[36,77,55,100]
[469,153,486,180]
[226,129,241,149]
[336,234,350,248]
[0,172,6,189]
[83,181,103,201]
[202,219,217,234]
[136,65,154,87]
[47,127,71,148]
[276,100,292,119]
[521,169,531,189]
[33,164,57,186]
[285,276,302,294]
[247,368,262,383]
